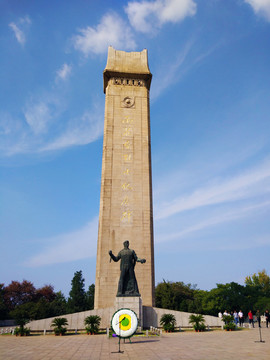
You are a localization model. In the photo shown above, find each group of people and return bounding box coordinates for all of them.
[218,309,270,328]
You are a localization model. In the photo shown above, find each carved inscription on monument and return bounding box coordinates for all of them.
[121,115,134,224]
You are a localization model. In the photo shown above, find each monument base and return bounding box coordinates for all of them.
[115,297,143,328]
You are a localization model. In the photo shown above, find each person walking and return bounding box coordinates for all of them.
[233,310,239,326]
[265,309,270,328]
[248,310,254,328]
[238,310,244,327]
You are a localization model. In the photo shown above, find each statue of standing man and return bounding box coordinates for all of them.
[109,241,146,297]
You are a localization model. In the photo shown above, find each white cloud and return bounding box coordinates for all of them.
[25,217,98,267]
[23,92,65,137]
[155,158,270,220]
[73,12,136,56]
[9,23,26,45]
[125,0,196,34]
[56,63,72,82]
[156,200,270,243]
[0,93,103,156]
[151,41,219,100]
[9,16,31,46]
[39,108,103,152]
[151,41,193,99]
[0,112,19,135]
[245,0,270,21]
[24,101,52,135]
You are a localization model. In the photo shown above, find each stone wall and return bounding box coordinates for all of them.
[144,307,223,328]
[27,307,114,331]
[27,306,222,331]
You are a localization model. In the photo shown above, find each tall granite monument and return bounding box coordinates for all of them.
[25,47,223,331]
[95,47,155,309]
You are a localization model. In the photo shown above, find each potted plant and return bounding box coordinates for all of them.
[189,314,206,332]
[14,325,30,336]
[84,315,101,335]
[160,313,176,332]
[51,317,68,336]
[222,315,236,331]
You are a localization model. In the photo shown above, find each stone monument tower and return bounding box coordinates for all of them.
[94,47,155,309]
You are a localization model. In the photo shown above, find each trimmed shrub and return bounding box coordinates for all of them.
[160,313,176,332]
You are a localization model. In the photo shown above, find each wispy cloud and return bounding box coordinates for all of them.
[0,92,64,156]
[25,217,98,267]
[245,0,270,21]
[125,0,196,34]
[56,63,72,82]
[24,101,53,135]
[0,95,103,156]
[151,40,193,99]
[39,107,103,152]
[156,158,270,220]
[73,12,136,56]
[156,200,270,243]
[9,16,31,46]
[151,41,220,100]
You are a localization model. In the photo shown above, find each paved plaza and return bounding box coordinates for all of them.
[1,328,270,360]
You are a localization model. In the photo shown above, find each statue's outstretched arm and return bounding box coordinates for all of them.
[133,250,146,264]
[109,250,120,262]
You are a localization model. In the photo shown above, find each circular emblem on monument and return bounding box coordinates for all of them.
[111,308,138,338]
[122,96,135,108]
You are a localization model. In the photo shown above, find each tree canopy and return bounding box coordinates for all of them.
[0,272,95,322]
[155,270,270,316]
[67,270,87,313]
[1,269,270,323]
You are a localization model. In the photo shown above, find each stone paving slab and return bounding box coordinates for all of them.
[0,328,270,360]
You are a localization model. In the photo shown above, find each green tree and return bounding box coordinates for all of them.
[254,297,270,312]
[245,269,270,297]
[67,270,87,313]
[0,284,8,320]
[155,280,195,311]
[50,291,67,316]
[86,284,95,310]
[191,289,207,314]
[199,282,248,316]
[10,304,31,334]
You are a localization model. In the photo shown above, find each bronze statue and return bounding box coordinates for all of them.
[109,241,146,297]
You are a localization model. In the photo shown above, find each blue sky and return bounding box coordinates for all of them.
[1,0,270,297]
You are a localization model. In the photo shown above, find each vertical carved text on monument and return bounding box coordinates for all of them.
[123,140,131,149]
[121,210,133,223]
[121,113,134,224]
[122,116,133,124]
[123,154,132,162]
[122,127,133,137]
[123,168,130,176]
[121,197,129,205]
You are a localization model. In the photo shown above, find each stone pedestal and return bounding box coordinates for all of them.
[115,297,143,327]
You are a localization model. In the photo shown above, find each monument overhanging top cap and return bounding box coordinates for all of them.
[103,46,152,92]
